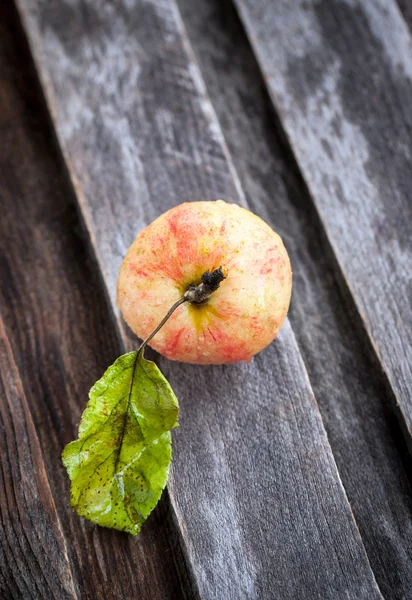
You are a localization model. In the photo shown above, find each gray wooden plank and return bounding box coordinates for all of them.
[0,4,196,597]
[231,0,412,441]
[16,0,383,597]
[0,314,77,600]
[176,0,412,597]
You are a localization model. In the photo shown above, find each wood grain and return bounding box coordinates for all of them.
[176,0,412,597]
[0,315,77,599]
[0,3,196,598]
[232,0,412,441]
[15,0,384,597]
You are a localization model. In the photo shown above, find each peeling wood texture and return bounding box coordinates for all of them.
[0,3,195,598]
[177,0,412,597]
[232,0,412,442]
[13,0,387,598]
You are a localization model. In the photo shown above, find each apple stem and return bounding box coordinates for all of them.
[138,297,188,354]
[184,267,227,304]
[137,267,227,355]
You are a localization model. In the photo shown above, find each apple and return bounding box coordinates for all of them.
[117,200,292,364]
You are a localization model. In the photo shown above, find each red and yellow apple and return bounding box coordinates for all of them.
[117,200,292,364]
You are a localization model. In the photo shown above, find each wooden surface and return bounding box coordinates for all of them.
[0,4,196,598]
[177,0,412,597]
[0,0,411,597]
[14,0,388,598]
[0,316,77,599]
[232,0,412,443]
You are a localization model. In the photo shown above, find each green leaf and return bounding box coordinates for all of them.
[62,350,179,535]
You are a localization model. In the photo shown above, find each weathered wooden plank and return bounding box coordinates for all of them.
[232,0,412,440]
[0,315,77,599]
[176,0,412,597]
[0,3,196,598]
[16,0,383,597]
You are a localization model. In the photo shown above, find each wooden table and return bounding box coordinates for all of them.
[1,0,411,598]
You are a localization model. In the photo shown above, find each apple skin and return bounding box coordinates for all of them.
[117,200,292,364]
